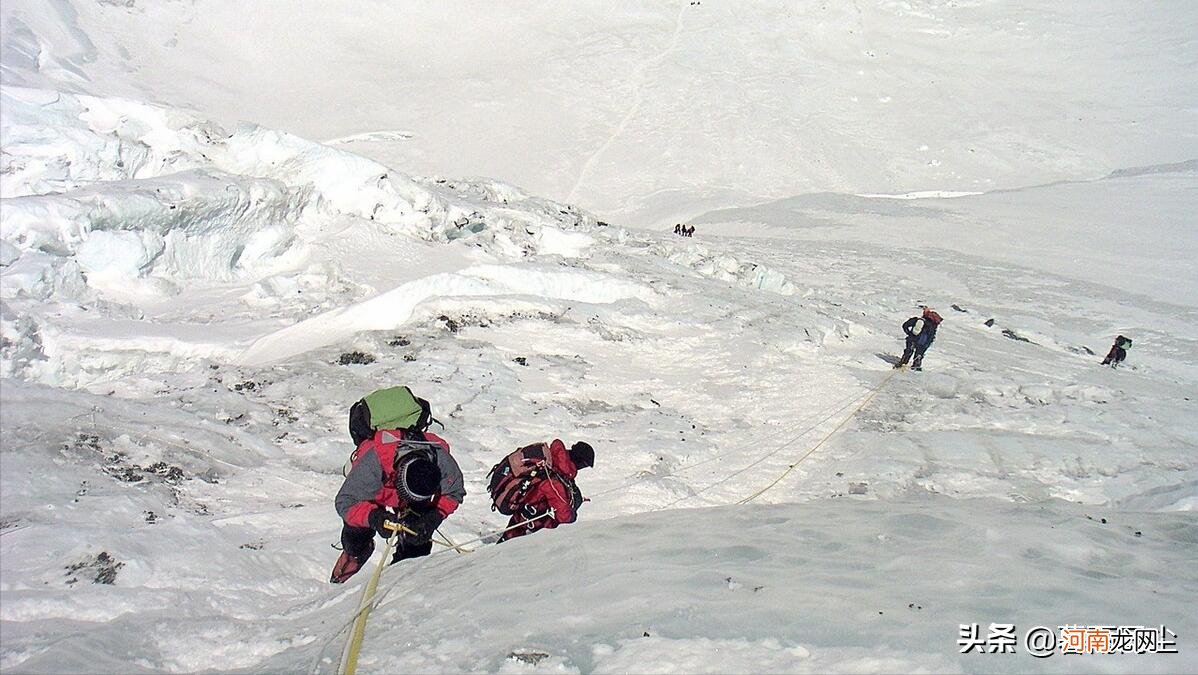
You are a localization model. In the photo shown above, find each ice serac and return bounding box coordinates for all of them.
[0,86,604,384]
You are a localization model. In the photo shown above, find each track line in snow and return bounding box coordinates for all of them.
[565,3,688,203]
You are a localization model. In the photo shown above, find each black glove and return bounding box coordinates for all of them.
[519,503,542,521]
[368,509,403,539]
[399,508,443,541]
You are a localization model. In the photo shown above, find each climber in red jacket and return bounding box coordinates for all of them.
[497,440,594,542]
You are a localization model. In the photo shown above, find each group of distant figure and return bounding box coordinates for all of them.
[893,307,1133,372]
[674,224,695,237]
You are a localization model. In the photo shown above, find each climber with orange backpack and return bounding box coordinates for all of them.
[487,440,594,542]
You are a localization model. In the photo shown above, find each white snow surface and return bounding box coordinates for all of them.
[2,3,1198,674]
[2,0,1196,224]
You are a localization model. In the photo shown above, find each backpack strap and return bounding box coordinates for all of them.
[561,473,584,511]
[410,391,433,432]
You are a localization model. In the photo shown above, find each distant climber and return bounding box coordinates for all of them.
[1101,335,1132,367]
[685,225,695,237]
[348,386,433,446]
[674,224,682,235]
[486,440,594,542]
[895,306,942,371]
[330,426,464,583]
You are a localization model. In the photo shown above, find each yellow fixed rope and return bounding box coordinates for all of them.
[319,370,898,672]
[737,369,898,505]
[313,516,548,675]
[339,521,412,675]
[587,384,879,503]
[433,528,473,554]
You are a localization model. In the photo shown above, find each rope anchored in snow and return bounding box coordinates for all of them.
[339,521,411,675]
[318,369,898,673]
[314,514,549,675]
[432,527,473,554]
[737,368,898,504]
[336,522,486,673]
[589,382,889,505]
[659,383,884,510]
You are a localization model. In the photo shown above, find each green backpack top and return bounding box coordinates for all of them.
[364,386,432,431]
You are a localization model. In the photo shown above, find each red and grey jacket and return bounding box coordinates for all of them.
[519,439,582,528]
[335,429,465,528]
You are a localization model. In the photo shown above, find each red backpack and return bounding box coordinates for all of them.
[486,443,556,515]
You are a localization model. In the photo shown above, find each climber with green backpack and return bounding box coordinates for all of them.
[331,387,462,584]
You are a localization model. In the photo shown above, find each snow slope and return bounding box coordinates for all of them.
[3,0,1196,223]
[690,164,1198,309]
[3,92,1195,667]
[303,499,1196,674]
[2,3,1198,674]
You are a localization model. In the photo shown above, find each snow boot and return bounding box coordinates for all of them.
[330,540,374,584]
